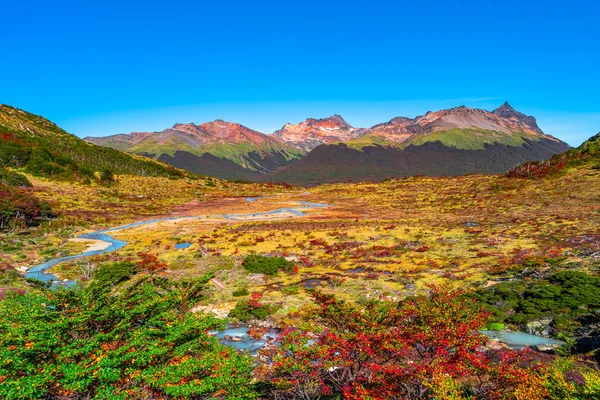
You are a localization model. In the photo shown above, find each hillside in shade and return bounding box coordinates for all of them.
[264,102,570,184]
[262,138,568,185]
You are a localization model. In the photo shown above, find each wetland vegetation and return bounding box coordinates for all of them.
[1,132,599,399]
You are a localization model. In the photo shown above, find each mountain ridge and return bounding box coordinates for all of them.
[85,119,304,180]
[83,102,570,183]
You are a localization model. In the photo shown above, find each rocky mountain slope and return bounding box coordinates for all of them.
[86,120,303,180]
[271,114,363,152]
[264,103,570,184]
[348,102,552,149]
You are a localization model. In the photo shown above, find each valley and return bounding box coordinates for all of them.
[1,105,599,399]
[12,161,598,326]
[3,2,598,396]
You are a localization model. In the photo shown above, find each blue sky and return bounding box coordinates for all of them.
[1,0,598,146]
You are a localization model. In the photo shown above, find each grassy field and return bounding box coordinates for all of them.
[0,173,299,272]
[4,163,595,328]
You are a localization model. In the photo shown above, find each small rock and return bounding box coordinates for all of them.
[533,343,562,352]
[247,273,268,284]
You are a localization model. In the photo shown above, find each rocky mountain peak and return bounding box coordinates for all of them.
[305,114,351,128]
[492,101,542,133]
[497,101,515,111]
[272,115,361,152]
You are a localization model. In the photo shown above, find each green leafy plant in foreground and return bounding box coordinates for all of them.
[0,274,258,399]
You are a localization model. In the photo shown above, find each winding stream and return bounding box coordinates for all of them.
[25,199,329,285]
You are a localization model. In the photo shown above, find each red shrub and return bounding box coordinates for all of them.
[136,252,168,274]
[257,287,548,399]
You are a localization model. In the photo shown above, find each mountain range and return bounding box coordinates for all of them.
[86,102,570,184]
[86,121,303,181]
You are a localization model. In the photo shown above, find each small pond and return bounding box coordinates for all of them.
[481,330,564,350]
[210,326,278,355]
[212,327,565,355]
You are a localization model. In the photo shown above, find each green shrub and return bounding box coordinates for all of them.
[100,169,115,185]
[92,261,137,286]
[0,275,258,399]
[0,168,31,187]
[469,270,600,336]
[232,287,250,297]
[229,301,272,321]
[1,242,22,253]
[282,284,300,295]
[0,269,20,285]
[487,322,505,331]
[242,255,294,276]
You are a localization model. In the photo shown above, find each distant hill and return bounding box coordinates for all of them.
[0,105,184,183]
[85,120,304,180]
[264,102,570,185]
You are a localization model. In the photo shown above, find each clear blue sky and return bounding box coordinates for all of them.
[1,0,598,146]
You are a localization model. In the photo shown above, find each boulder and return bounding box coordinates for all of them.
[524,318,553,337]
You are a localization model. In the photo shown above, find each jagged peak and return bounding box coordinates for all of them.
[491,101,542,133]
[494,101,516,113]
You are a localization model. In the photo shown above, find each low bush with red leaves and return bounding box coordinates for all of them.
[257,286,549,399]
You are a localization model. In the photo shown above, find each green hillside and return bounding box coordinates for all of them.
[577,132,600,156]
[0,105,186,183]
[345,128,547,151]
[507,132,600,178]
[402,128,541,150]
[125,136,303,171]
